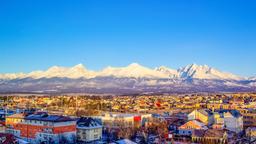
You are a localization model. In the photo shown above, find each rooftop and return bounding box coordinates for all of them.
[7,112,75,122]
[77,117,102,128]
[216,109,242,118]
[193,129,226,138]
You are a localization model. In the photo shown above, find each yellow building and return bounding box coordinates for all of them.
[188,109,214,125]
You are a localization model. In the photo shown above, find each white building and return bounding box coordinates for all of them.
[77,117,103,143]
[99,113,151,128]
[214,110,243,133]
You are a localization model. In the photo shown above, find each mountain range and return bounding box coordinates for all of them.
[0,63,255,94]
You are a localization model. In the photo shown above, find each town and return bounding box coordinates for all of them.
[0,93,255,143]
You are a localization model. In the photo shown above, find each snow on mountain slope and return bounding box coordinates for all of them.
[0,73,26,80]
[26,64,97,79]
[0,63,246,80]
[178,64,242,80]
[99,63,169,78]
[249,77,256,80]
[0,63,255,93]
[155,66,179,78]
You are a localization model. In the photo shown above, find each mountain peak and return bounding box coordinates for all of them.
[100,63,169,78]
[127,63,143,68]
[179,64,241,80]
[71,64,86,71]
[47,66,66,72]
[186,63,209,69]
[155,66,179,78]
[157,66,170,70]
[73,63,85,68]
[0,63,244,80]
[249,76,256,80]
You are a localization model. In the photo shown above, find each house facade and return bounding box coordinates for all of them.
[188,109,214,125]
[214,110,243,133]
[6,112,76,144]
[77,117,103,143]
[178,120,208,136]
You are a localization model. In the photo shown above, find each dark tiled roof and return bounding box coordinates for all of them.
[193,129,226,138]
[77,117,102,127]
[25,112,75,122]
[229,110,242,118]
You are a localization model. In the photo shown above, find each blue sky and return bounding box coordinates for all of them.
[0,0,256,76]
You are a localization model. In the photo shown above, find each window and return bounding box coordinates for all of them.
[94,134,98,139]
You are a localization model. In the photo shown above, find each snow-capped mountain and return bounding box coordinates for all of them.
[178,64,242,80]
[0,73,26,80]
[23,64,96,79]
[0,63,255,94]
[249,77,256,81]
[0,63,244,80]
[99,63,169,78]
[155,66,179,78]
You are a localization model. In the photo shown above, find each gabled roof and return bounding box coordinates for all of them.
[77,117,102,128]
[179,120,208,130]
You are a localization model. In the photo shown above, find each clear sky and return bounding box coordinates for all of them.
[0,0,256,76]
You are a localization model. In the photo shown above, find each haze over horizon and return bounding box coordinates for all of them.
[1,0,256,76]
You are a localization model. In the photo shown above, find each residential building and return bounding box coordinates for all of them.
[77,117,103,143]
[214,110,243,133]
[188,109,214,125]
[99,113,151,128]
[192,129,227,144]
[239,108,256,128]
[6,112,76,144]
[178,120,208,136]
